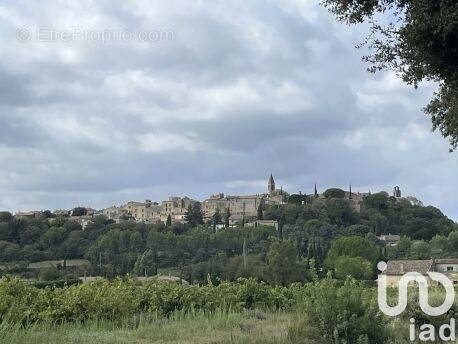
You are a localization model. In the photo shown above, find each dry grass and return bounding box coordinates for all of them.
[0,311,292,344]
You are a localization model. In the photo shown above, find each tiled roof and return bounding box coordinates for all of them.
[384,260,433,275]
[435,259,458,264]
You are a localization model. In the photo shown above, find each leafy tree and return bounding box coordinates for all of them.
[166,214,172,227]
[288,194,308,204]
[184,202,204,227]
[0,241,20,261]
[409,240,431,260]
[0,222,13,242]
[326,236,378,269]
[322,0,458,150]
[334,256,373,280]
[224,208,230,228]
[0,212,13,222]
[42,210,55,219]
[133,249,156,276]
[71,207,87,217]
[323,188,345,199]
[265,239,304,285]
[363,192,390,211]
[289,278,390,343]
[368,213,388,235]
[38,267,62,281]
[325,198,354,226]
[212,208,222,231]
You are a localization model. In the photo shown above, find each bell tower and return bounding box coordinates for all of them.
[393,186,401,198]
[268,174,275,195]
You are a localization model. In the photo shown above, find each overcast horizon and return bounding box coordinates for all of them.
[0,1,457,220]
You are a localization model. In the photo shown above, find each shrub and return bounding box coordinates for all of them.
[0,276,299,325]
[288,277,389,344]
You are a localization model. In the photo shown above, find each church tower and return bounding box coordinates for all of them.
[268,174,275,195]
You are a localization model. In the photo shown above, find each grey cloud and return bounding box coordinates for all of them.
[0,1,456,220]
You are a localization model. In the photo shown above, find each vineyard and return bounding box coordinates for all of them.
[2,276,453,343]
[0,276,297,325]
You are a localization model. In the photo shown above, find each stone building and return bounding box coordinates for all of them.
[14,211,43,219]
[202,175,284,221]
[382,259,458,287]
[160,196,196,223]
[102,197,196,224]
[393,186,402,198]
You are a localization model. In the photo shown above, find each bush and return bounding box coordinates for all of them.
[323,188,345,199]
[288,277,389,344]
[333,256,373,280]
[32,278,81,289]
[0,276,298,325]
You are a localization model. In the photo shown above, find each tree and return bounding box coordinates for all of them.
[334,256,373,280]
[184,202,204,227]
[166,214,172,227]
[363,192,390,211]
[38,267,61,281]
[288,278,389,343]
[323,188,345,199]
[409,240,431,260]
[224,208,230,228]
[322,0,458,150]
[133,249,156,276]
[325,198,354,226]
[368,213,388,235]
[326,236,378,268]
[287,193,308,205]
[265,239,304,285]
[0,212,13,222]
[42,210,55,219]
[212,208,222,231]
[257,198,265,220]
[71,207,87,217]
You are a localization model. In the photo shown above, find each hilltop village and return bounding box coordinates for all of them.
[14,175,404,230]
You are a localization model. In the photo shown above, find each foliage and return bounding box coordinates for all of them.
[184,203,204,227]
[71,207,87,217]
[386,231,458,259]
[287,194,308,205]
[0,311,292,344]
[0,192,455,280]
[212,208,222,230]
[325,236,378,268]
[333,256,373,280]
[322,0,458,150]
[265,239,305,286]
[0,276,296,325]
[323,188,345,199]
[288,277,389,344]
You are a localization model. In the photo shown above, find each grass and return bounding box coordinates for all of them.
[27,259,90,269]
[0,310,292,344]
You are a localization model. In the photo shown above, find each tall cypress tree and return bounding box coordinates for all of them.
[185,202,204,227]
[224,208,230,228]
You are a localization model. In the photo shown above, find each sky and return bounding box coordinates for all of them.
[0,0,457,220]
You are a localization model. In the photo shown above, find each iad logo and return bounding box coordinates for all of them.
[377,261,455,317]
[376,261,456,342]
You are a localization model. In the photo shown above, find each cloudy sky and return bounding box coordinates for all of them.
[0,0,456,220]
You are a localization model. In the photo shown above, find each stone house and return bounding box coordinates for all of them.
[382,259,458,287]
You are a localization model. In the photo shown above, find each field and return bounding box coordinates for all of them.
[0,276,454,343]
[27,259,90,269]
[0,311,291,344]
